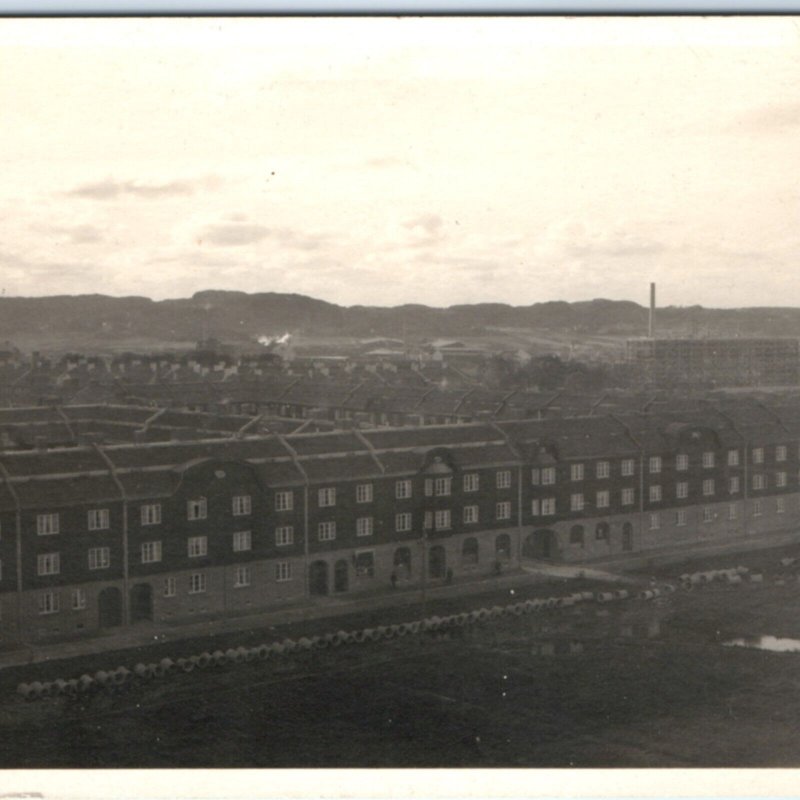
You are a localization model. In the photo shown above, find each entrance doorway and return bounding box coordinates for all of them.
[334,559,349,593]
[523,529,558,560]
[98,586,123,628]
[309,560,329,596]
[130,583,153,623]
[429,545,446,579]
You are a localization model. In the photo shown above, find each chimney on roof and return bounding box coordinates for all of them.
[649,282,656,338]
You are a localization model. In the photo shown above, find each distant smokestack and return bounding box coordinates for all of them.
[649,282,656,338]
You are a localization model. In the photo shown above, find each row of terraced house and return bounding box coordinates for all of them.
[1,399,800,643]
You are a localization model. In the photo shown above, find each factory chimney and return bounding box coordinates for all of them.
[648,282,656,338]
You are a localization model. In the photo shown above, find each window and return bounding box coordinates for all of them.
[38,590,60,615]
[753,447,764,464]
[675,509,687,526]
[395,513,412,533]
[753,499,763,517]
[37,553,60,576]
[88,509,109,531]
[596,490,610,509]
[432,477,452,497]
[356,484,373,503]
[621,488,635,506]
[676,482,689,499]
[463,505,479,524]
[356,517,374,537]
[496,501,511,520]
[141,541,162,564]
[531,468,540,485]
[541,467,556,485]
[649,456,662,474]
[318,488,336,507]
[570,493,584,512]
[753,474,766,491]
[36,513,59,536]
[649,513,661,530]
[71,588,86,611]
[163,577,177,597]
[728,449,739,467]
[531,499,540,516]
[540,498,556,515]
[703,479,715,497]
[234,565,251,588]
[424,511,433,530]
[233,530,252,552]
[318,521,336,541]
[275,491,294,511]
[276,525,294,546]
[596,461,610,479]
[275,561,292,582]
[777,497,786,514]
[463,473,479,492]
[88,547,110,570]
[728,503,738,521]
[462,538,479,566]
[355,551,375,577]
[496,470,512,489]
[703,451,715,468]
[187,498,207,521]
[702,506,713,523]
[570,525,585,546]
[729,476,740,494]
[571,463,584,482]
[776,445,788,462]
[188,536,208,558]
[777,471,788,488]
[649,485,662,502]
[434,510,451,530]
[621,459,635,477]
[676,454,689,472]
[141,503,161,526]
[189,573,206,594]
[595,522,610,541]
[232,495,252,516]
[395,479,412,499]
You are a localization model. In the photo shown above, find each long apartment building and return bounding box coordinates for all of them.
[2,401,800,643]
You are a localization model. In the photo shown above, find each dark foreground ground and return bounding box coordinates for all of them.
[4,543,800,766]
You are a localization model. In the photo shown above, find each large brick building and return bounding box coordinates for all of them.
[2,399,800,643]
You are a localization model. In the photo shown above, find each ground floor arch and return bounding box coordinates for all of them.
[98,586,123,628]
[309,560,329,596]
[523,529,559,560]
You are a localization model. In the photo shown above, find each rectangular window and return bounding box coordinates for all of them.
[496,501,511,520]
[496,470,512,489]
[395,479,412,499]
[753,447,764,464]
[38,590,60,615]
[596,461,610,479]
[675,509,687,526]
[729,476,740,494]
[232,495,252,516]
[356,517,373,537]
[188,536,208,558]
[355,551,375,578]
[777,497,786,514]
[275,525,294,546]
[140,503,162,526]
[703,451,715,468]
[702,506,713,523]
[463,473,479,492]
[88,547,110,570]
[728,449,739,467]
[71,588,86,611]
[318,488,336,507]
[753,474,766,491]
[141,541,162,564]
[395,512,412,532]
[275,561,292,582]
[531,499,540,516]
[189,573,206,594]
[356,484,373,503]
[234,565,251,588]
[676,481,689,499]
[318,521,336,541]
[571,463,584,482]
[676,454,689,472]
[728,503,738,521]
[541,467,556,485]
[163,577,177,597]
[621,459,635,477]
[753,499,763,517]
[275,491,294,511]
[649,512,660,530]
[187,497,207,521]
[596,490,610,509]
[649,485,662,503]
[531,468,540,486]
[424,511,433,530]
[703,479,715,497]
[37,552,60,576]
[541,498,557,516]
[434,477,452,497]
[649,456,662,474]
[776,445,788,463]
[570,493,584,512]
[36,513,59,536]
[87,508,109,531]
[777,471,788,488]
[434,510,451,530]
[232,530,252,552]
[463,505,479,524]
[621,487,635,506]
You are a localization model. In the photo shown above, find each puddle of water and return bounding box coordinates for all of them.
[724,635,800,653]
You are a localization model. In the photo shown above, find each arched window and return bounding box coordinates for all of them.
[570,524,585,547]
[595,522,610,541]
[462,537,479,566]
[495,533,511,561]
[394,546,412,578]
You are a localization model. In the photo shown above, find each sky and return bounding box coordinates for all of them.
[1,16,800,309]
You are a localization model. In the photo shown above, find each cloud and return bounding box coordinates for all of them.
[198,220,330,250]
[67,176,222,201]
[729,102,800,133]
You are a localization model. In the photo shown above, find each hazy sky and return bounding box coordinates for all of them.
[1,17,800,308]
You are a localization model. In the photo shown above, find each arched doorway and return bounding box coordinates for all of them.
[495,533,511,561]
[622,522,633,552]
[595,522,610,542]
[523,529,558,560]
[570,525,585,548]
[462,537,479,567]
[98,586,123,628]
[429,545,446,579]
[309,560,329,596]
[334,559,349,593]
[130,583,153,623]
[394,547,412,580]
